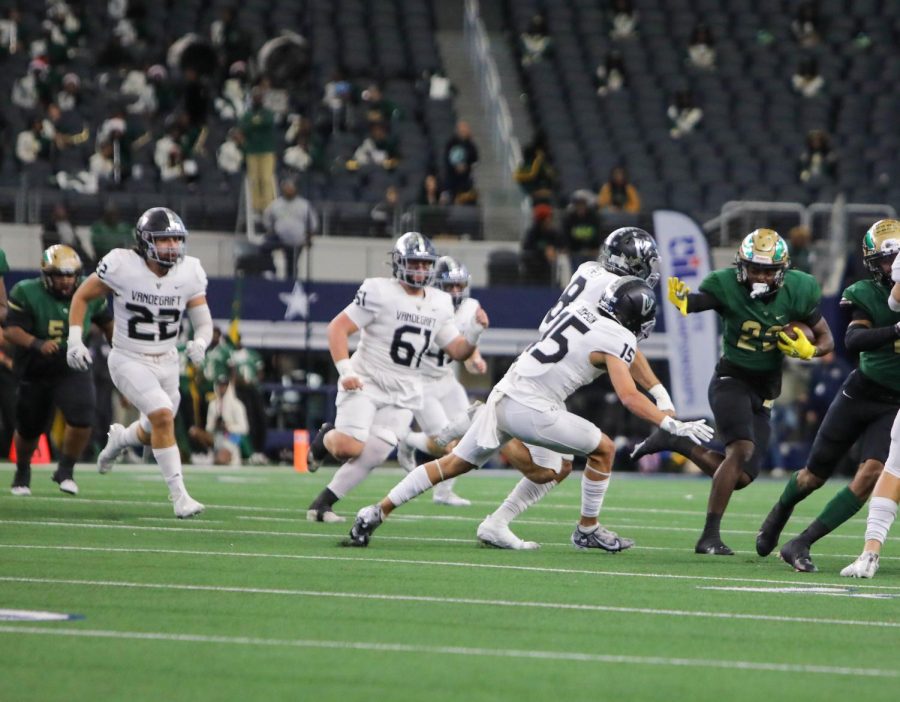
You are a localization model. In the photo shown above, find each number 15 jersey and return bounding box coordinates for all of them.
[97,249,208,355]
[344,277,460,389]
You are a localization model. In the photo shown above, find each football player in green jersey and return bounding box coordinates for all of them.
[757,220,900,571]
[4,245,113,496]
[632,229,834,555]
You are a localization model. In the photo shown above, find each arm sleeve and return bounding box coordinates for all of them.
[187,303,214,346]
[845,323,899,352]
[685,291,724,313]
[343,278,379,329]
[5,287,33,333]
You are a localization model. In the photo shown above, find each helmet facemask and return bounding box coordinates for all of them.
[863,220,900,287]
[735,229,790,299]
[434,256,470,309]
[40,244,82,299]
[598,227,661,287]
[135,207,189,268]
[391,232,438,288]
[140,232,186,268]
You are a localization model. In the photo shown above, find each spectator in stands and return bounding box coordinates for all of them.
[799,129,837,184]
[792,1,821,48]
[667,89,703,139]
[610,0,639,40]
[215,61,249,122]
[41,204,92,267]
[12,58,51,111]
[418,172,450,206]
[347,120,400,171]
[361,83,401,127]
[520,203,560,286]
[239,86,277,216]
[370,186,400,238]
[423,69,455,101]
[263,178,319,280]
[56,73,82,113]
[0,8,21,58]
[217,127,244,177]
[183,66,211,128]
[792,56,825,98]
[444,120,479,205]
[88,139,116,187]
[788,225,815,275]
[515,130,557,205]
[322,69,357,134]
[519,13,552,67]
[687,23,716,70]
[96,107,149,184]
[596,49,627,96]
[283,115,324,174]
[122,66,157,116]
[90,203,132,261]
[15,116,52,167]
[230,335,268,465]
[562,190,603,270]
[147,64,176,118]
[598,165,642,213]
[154,120,187,183]
[210,7,252,72]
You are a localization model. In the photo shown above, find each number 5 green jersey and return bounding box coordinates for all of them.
[7,277,110,378]
[840,279,900,393]
[699,268,822,374]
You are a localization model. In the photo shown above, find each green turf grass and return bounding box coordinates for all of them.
[0,464,897,702]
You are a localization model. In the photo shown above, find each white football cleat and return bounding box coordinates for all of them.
[477,515,539,550]
[435,401,483,448]
[433,480,471,507]
[10,486,31,496]
[306,508,345,523]
[173,494,205,519]
[840,551,880,579]
[97,423,127,474]
[396,439,417,473]
[56,478,79,496]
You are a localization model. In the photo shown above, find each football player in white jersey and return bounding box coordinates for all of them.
[66,207,212,518]
[305,232,489,522]
[346,276,713,547]
[476,227,678,550]
[396,255,487,507]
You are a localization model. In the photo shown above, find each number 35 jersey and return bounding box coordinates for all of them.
[344,277,460,395]
[97,249,208,355]
[497,302,637,412]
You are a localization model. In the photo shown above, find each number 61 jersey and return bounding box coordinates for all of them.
[97,249,208,354]
[344,277,460,400]
[497,301,637,412]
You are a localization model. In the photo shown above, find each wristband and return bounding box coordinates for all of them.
[648,384,674,411]
[463,323,484,346]
[335,359,353,377]
[67,325,83,345]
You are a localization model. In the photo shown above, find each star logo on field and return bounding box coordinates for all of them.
[279,281,318,320]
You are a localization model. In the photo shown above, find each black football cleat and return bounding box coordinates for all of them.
[779,538,817,573]
[630,428,673,462]
[756,502,794,557]
[695,536,734,556]
[307,422,334,473]
[342,504,384,547]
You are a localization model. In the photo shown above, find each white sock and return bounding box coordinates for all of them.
[113,421,142,450]
[387,465,435,507]
[492,478,555,525]
[153,445,185,498]
[432,477,458,498]
[406,432,434,455]
[865,496,898,544]
[581,471,610,519]
[327,436,393,499]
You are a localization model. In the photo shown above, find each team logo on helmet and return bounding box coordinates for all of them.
[862,219,900,286]
[734,228,790,297]
[434,255,470,308]
[598,227,661,286]
[40,244,82,299]
[598,275,657,341]
[391,232,437,288]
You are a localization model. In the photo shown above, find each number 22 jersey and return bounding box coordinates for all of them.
[97,249,208,355]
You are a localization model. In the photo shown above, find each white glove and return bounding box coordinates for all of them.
[892,254,900,283]
[66,326,92,371]
[648,384,675,413]
[660,416,715,445]
[186,338,208,365]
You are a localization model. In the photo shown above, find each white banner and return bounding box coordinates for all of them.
[653,210,718,419]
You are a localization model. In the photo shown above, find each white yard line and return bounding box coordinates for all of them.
[0,574,896,629]
[1,543,898,592]
[0,624,893,678]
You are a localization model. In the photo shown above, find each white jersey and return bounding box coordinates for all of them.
[343,277,460,387]
[97,249,207,355]
[419,296,481,380]
[497,301,637,411]
[539,262,619,334]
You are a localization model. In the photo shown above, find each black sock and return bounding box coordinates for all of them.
[670,434,702,457]
[308,488,339,512]
[56,455,76,480]
[702,512,722,540]
[795,519,831,547]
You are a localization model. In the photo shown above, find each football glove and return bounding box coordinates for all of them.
[776,331,816,360]
[892,254,900,283]
[66,330,92,371]
[186,338,208,365]
[660,416,715,445]
[667,276,690,316]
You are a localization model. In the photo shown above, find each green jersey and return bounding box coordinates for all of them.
[202,338,234,386]
[232,347,263,385]
[840,279,900,393]
[0,247,8,274]
[7,278,109,378]
[700,268,821,374]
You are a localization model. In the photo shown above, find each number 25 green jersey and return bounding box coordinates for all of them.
[699,268,822,374]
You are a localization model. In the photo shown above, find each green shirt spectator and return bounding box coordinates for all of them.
[91,205,133,261]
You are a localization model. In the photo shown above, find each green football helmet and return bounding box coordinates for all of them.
[862,219,900,287]
[734,228,790,297]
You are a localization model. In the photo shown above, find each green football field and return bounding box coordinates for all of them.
[0,463,897,702]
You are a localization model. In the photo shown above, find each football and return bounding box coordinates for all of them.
[782,321,815,344]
